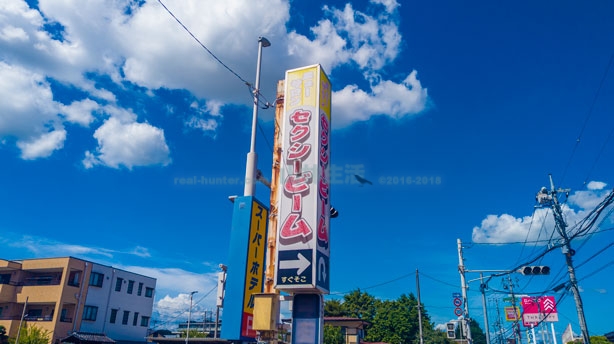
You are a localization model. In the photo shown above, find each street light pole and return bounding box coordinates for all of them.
[186,291,198,344]
[243,36,271,197]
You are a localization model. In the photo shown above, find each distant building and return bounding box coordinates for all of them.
[323,317,370,344]
[561,323,583,344]
[176,319,222,337]
[0,257,156,344]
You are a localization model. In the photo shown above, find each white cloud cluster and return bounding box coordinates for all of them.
[1,0,427,164]
[472,182,611,243]
[83,117,171,170]
[3,233,152,259]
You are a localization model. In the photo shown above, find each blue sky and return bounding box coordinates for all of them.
[1,0,614,339]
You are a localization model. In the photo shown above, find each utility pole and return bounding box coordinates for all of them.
[15,296,28,344]
[537,174,590,344]
[416,269,424,344]
[493,298,503,344]
[479,273,491,344]
[504,276,521,344]
[457,239,472,344]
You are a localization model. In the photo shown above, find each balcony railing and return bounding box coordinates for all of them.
[0,315,53,321]
[24,315,54,321]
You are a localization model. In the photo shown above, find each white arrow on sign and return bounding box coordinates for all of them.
[542,298,555,312]
[280,252,310,275]
[318,256,327,282]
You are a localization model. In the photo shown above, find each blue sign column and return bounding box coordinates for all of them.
[291,294,323,344]
[221,196,268,342]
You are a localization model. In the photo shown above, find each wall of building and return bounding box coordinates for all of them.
[78,263,156,342]
[0,257,156,344]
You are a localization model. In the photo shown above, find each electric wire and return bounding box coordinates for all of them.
[156,0,273,111]
[560,52,614,185]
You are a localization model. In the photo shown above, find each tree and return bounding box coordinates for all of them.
[323,325,344,344]
[364,294,422,344]
[179,330,208,338]
[588,336,610,344]
[341,289,378,322]
[324,299,345,317]
[0,325,9,344]
[8,323,51,344]
[469,320,487,344]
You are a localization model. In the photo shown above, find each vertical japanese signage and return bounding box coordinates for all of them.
[221,196,268,341]
[275,64,331,293]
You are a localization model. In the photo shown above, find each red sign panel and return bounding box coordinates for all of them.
[521,296,558,327]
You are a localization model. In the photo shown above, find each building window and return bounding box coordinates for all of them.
[82,306,98,321]
[115,278,123,292]
[122,311,130,325]
[110,309,118,324]
[145,287,154,298]
[0,274,10,284]
[137,282,143,296]
[133,312,139,326]
[127,280,134,294]
[89,272,104,288]
[140,316,150,327]
[68,271,81,287]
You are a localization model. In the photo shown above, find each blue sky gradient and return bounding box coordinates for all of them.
[1,0,613,339]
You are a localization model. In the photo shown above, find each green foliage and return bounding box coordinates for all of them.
[589,336,610,344]
[323,289,460,344]
[341,289,378,322]
[324,299,345,317]
[179,330,208,338]
[323,325,344,344]
[8,323,51,344]
[469,320,487,344]
[0,325,9,344]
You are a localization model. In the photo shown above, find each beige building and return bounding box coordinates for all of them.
[0,257,156,344]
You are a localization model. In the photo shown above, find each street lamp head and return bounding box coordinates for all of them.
[259,36,271,47]
[190,291,198,295]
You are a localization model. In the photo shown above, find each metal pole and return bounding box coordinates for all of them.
[507,276,520,344]
[416,269,424,344]
[479,273,491,344]
[264,80,284,294]
[550,323,558,344]
[243,36,271,197]
[15,296,28,344]
[186,291,197,344]
[546,174,590,344]
[214,306,220,338]
[457,238,473,344]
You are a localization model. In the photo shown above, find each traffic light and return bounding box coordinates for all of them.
[446,322,456,339]
[519,266,550,275]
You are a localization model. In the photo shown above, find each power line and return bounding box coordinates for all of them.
[560,52,614,185]
[156,0,272,109]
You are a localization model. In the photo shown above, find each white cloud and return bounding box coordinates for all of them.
[332,71,428,127]
[60,99,100,126]
[4,234,154,259]
[0,61,67,158]
[1,0,430,161]
[472,182,612,243]
[370,0,400,14]
[121,266,221,321]
[83,117,171,169]
[17,127,66,159]
[587,181,607,191]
